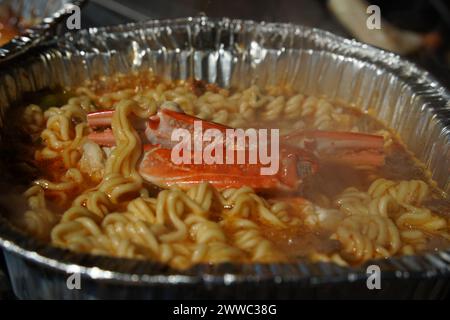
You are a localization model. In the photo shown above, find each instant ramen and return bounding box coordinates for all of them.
[2,71,449,270]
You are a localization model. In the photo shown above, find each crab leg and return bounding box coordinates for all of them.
[88,109,384,166]
[282,130,385,167]
[86,129,115,147]
[87,109,148,146]
[87,110,116,128]
[87,108,386,190]
[88,108,229,148]
[88,109,386,167]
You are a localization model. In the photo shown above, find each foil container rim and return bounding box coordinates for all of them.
[65,16,450,97]
[0,0,87,64]
[1,222,450,285]
[0,17,450,286]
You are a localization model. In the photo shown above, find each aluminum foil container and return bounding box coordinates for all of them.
[0,0,86,64]
[0,267,10,299]
[0,17,449,299]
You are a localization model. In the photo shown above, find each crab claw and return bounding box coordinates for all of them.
[138,144,316,191]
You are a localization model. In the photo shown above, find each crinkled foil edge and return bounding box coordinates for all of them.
[0,17,449,289]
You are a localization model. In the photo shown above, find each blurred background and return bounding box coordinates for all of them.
[81,0,450,88]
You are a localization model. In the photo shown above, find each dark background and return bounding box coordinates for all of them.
[1,0,449,300]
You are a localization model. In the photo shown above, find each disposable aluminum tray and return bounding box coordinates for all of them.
[0,17,449,299]
[0,0,86,64]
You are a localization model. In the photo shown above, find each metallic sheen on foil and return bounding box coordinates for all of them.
[0,0,86,64]
[0,17,449,299]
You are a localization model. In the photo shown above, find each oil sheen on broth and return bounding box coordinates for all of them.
[2,71,449,269]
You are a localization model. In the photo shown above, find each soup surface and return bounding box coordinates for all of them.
[2,71,449,269]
